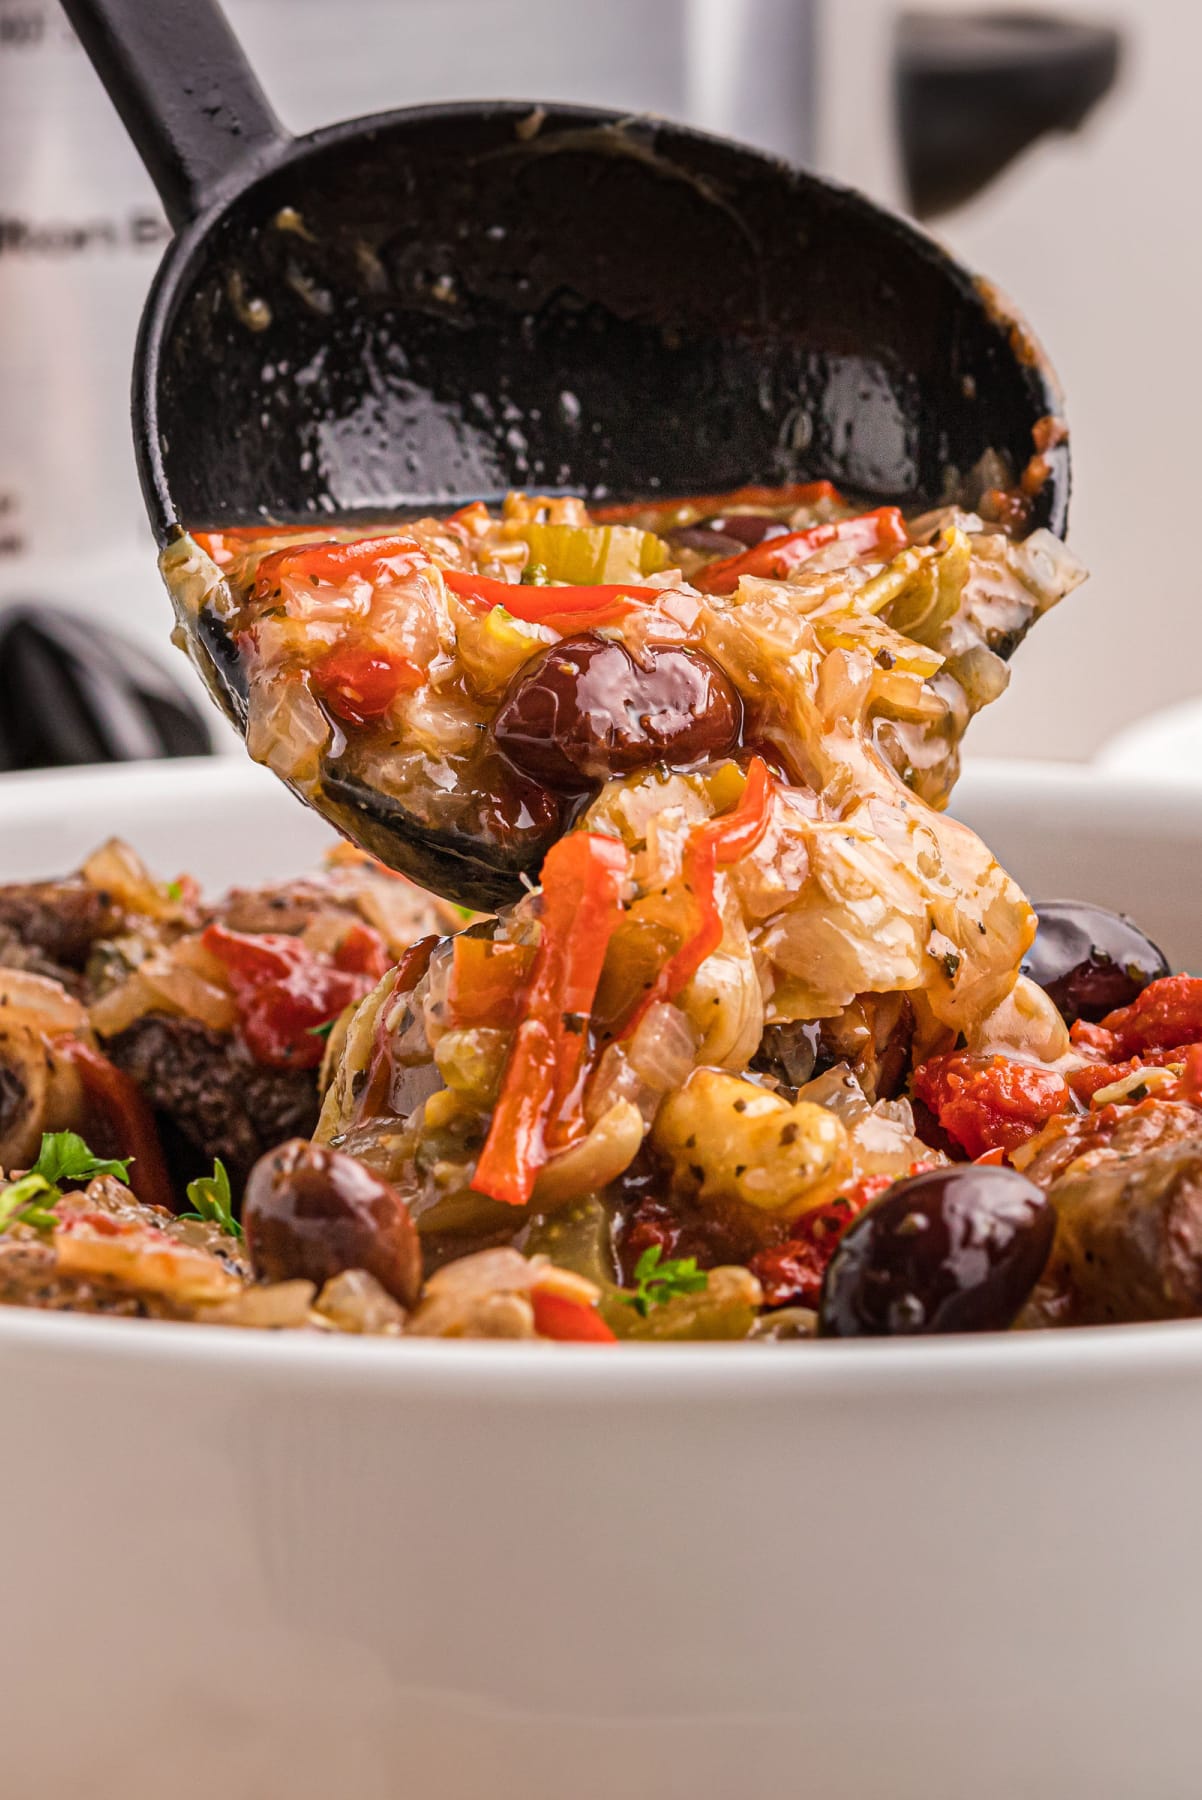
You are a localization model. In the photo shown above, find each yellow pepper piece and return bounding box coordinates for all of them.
[522,522,669,585]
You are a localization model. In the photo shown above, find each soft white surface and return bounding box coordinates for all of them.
[1097,701,1202,780]
[1,754,1200,1800]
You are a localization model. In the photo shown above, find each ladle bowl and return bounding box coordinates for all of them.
[63,0,1070,906]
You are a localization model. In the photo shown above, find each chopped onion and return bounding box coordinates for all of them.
[0,968,87,1033]
[88,971,158,1038]
[82,839,178,921]
[626,1001,698,1094]
[245,672,330,785]
[137,955,238,1034]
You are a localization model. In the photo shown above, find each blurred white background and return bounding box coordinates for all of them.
[0,0,1189,763]
[830,0,1198,764]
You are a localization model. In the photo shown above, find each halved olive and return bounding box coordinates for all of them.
[1022,899,1169,1025]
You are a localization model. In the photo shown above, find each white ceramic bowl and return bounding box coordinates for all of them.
[3,756,1202,1800]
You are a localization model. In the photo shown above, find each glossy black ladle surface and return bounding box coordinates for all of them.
[63,0,1070,909]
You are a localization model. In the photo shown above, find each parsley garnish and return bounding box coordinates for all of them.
[520,560,550,586]
[0,1131,134,1237]
[622,1244,709,1318]
[0,1175,60,1235]
[452,903,474,922]
[179,1158,242,1239]
[306,1018,336,1040]
[164,879,184,903]
[31,1131,131,1189]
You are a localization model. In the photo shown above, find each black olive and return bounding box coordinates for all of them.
[1022,899,1170,1025]
[244,1138,422,1307]
[698,513,792,548]
[667,513,791,558]
[818,1165,1054,1337]
[492,632,742,789]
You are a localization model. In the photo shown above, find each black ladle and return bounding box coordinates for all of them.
[63,0,1070,910]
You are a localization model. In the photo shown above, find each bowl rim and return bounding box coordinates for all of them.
[4,1300,1202,1400]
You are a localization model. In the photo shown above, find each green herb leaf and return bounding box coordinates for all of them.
[179,1158,242,1239]
[306,1018,336,1040]
[452,904,475,922]
[0,1173,59,1236]
[30,1131,132,1189]
[621,1244,709,1318]
[520,560,550,586]
[164,879,184,903]
[0,1130,136,1238]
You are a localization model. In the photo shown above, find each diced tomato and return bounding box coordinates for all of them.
[1177,1044,1202,1102]
[750,1200,857,1309]
[311,642,425,725]
[694,507,909,596]
[201,923,382,1070]
[751,1166,944,1310]
[471,832,630,1208]
[55,1040,175,1213]
[531,1288,617,1342]
[328,920,390,980]
[1066,1040,1202,1106]
[912,1052,1071,1158]
[1068,1018,1118,1055]
[1095,975,1202,1057]
[621,758,774,1038]
[449,936,536,1029]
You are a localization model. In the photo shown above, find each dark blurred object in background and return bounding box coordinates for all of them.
[897,10,1121,218]
[0,604,212,771]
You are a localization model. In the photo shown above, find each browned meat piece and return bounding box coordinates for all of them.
[1018,1099,1202,1189]
[1017,1099,1202,1325]
[105,1013,319,1186]
[214,877,364,937]
[0,878,122,985]
[214,869,461,952]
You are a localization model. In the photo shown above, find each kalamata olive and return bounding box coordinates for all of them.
[668,514,790,558]
[244,1138,422,1307]
[492,632,742,789]
[818,1164,1054,1337]
[1021,899,1170,1025]
[698,512,792,548]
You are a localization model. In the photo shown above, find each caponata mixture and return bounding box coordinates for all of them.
[4,479,1199,1343]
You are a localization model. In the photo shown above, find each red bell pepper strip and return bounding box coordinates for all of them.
[252,534,428,602]
[694,507,909,596]
[442,567,668,634]
[471,831,630,1208]
[592,480,841,527]
[531,1287,618,1342]
[56,1039,175,1214]
[622,757,775,1038]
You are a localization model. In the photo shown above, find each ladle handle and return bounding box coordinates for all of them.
[59,0,287,230]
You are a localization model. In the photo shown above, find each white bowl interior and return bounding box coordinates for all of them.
[2,753,1197,966]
